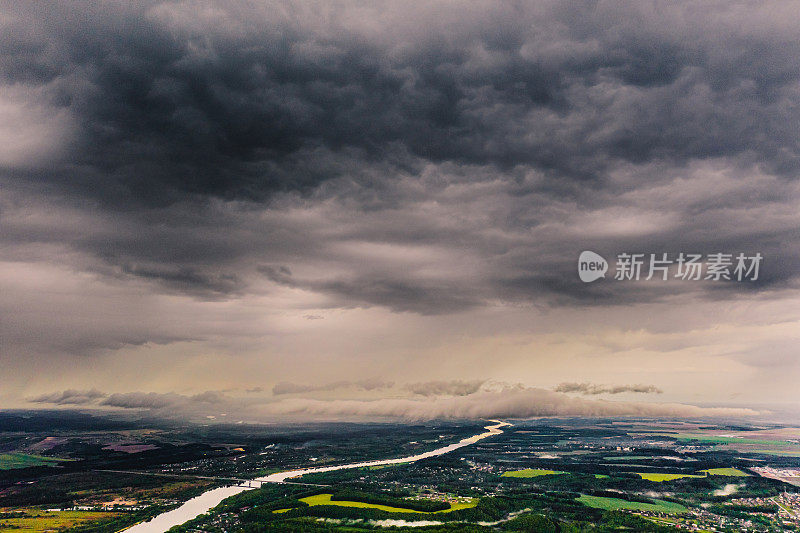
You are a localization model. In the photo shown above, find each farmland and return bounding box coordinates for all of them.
[701,468,749,476]
[636,467,748,481]
[500,468,565,478]
[636,472,706,481]
[276,493,477,514]
[0,453,71,470]
[577,495,688,514]
[0,510,119,531]
[5,412,800,532]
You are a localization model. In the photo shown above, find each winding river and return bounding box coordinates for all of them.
[123,420,510,532]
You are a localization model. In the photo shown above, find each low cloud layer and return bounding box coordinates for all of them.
[405,380,486,397]
[100,392,187,410]
[27,386,758,422]
[27,389,235,411]
[263,388,759,421]
[555,382,663,395]
[272,379,394,396]
[29,389,107,405]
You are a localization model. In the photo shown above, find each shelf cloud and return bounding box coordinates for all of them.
[262,388,759,421]
[26,386,758,423]
[29,389,107,406]
[405,380,487,397]
[272,380,395,395]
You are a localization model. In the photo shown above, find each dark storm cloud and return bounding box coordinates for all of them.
[1,0,799,317]
[120,263,244,296]
[6,1,800,201]
[260,269,485,314]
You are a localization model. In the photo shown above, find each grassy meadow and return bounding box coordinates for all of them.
[274,493,477,514]
[578,495,687,514]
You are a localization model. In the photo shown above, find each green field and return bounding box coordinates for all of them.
[635,468,748,481]
[367,462,408,470]
[0,452,71,470]
[0,510,118,531]
[752,450,800,456]
[674,434,789,446]
[501,468,565,478]
[275,493,477,514]
[636,472,705,481]
[578,495,687,514]
[701,468,749,476]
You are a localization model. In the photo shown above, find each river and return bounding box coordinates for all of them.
[123,420,510,532]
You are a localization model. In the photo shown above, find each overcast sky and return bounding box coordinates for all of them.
[1,1,798,421]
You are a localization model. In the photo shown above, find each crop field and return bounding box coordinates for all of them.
[0,510,119,531]
[367,462,408,470]
[603,456,654,461]
[577,495,688,514]
[0,453,70,470]
[752,449,800,456]
[636,472,705,481]
[635,468,748,481]
[280,494,477,514]
[701,468,749,476]
[501,468,565,478]
[674,434,785,445]
[655,433,800,455]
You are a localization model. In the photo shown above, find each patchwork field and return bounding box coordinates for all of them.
[639,430,800,456]
[674,434,787,445]
[577,495,688,514]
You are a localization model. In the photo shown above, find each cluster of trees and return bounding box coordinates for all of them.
[173,509,676,533]
[584,489,659,504]
[593,511,675,532]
